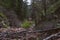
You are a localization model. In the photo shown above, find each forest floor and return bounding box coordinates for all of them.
[0,28,39,40]
[0,28,60,40]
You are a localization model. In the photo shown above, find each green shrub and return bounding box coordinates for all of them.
[21,20,32,29]
[0,12,9,28]
[0,12,7,19]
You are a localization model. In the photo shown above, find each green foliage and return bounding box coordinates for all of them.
[0,12,9,28]
[0,12,6,18]
[21,20,32,29]
[0,0,27,21]
[0,0,14,9]
[47,0,60,14]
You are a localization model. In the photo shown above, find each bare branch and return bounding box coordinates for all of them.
[43,32,60,40]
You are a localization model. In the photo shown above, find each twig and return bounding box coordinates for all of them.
[43,32,60,40]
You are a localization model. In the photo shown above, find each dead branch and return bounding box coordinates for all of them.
[43,32,60,40]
